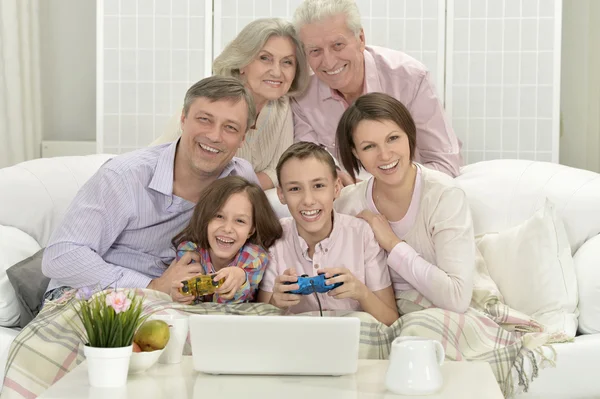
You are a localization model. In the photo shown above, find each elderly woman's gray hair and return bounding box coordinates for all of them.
[212,18,310,98]
[293,0,363,37]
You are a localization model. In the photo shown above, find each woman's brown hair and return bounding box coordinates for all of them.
[335,92,417,182]
[172,176,283,251]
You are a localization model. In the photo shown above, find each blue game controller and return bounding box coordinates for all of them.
[284,273,343,295]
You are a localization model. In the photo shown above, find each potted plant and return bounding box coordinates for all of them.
[69,288,148,388]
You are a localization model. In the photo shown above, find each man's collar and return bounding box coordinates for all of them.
[317,47,382,102]
[149,138,240,197]
[148,140,178,196]
[217,159,237,179]
[363,48,383,93]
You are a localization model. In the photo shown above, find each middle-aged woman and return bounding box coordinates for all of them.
[152,18,310,190]
[333,92,475,313]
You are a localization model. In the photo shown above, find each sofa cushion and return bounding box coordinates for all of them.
[0,154,114,248]
[6,249,49,328]
[475,199,579,336]
[573,234,600,334]
[0,225,42,327]
[457,160,600,256]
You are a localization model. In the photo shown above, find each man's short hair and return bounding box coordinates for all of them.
[182,75,256,131]
[293,0,363,37]
[276,141,338,185]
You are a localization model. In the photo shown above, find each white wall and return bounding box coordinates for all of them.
[559,0,600,173]
[38,1,600,173]
[40,0,96,142]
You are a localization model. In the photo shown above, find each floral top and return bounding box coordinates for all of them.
[176,241,269,303]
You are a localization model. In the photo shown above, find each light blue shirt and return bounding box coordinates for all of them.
[42,140,259,291]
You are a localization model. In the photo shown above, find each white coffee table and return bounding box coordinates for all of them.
[38,357,504,398]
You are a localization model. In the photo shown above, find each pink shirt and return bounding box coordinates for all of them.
[291,46,463,177]
[260,211,391,314]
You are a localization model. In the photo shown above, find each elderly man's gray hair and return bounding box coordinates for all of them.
[182,75,256,131]
[293,0,363,37]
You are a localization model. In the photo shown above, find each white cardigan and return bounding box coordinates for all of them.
[334,165,475,313]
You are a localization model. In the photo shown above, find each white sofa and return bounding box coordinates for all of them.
[1,155,599,398]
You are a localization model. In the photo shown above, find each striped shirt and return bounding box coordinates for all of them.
[176,241,268,303]
[42,140,259,292]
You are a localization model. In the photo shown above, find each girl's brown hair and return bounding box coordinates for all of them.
[172,176,283,251]
[335,92,417,182]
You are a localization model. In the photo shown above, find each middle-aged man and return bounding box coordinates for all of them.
[291,0,463,180]
[42,76,259,298]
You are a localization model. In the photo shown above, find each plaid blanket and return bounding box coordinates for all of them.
[1,260,570,399]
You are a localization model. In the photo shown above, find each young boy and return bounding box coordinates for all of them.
[257,142,399,326]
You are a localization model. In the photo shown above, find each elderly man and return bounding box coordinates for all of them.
[42,76,259,297]
[291,0,462,180]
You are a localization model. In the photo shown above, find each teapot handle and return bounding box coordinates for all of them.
[433,341,445,366]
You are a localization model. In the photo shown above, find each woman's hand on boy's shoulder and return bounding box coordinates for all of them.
[357,210,402,252]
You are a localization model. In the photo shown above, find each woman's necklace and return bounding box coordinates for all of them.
[373,178,385,212]
[372,164,417,219]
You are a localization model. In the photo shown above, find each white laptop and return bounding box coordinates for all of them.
[189,314,360,376]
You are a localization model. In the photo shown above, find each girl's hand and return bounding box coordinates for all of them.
[357,210,402,252]
[214,267,247,300]
[319,267,368,302]
[169,280,196,305]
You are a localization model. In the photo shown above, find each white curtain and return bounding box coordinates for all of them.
[588,1,600,173]
[0,0,42,169]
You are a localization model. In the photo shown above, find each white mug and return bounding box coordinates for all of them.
[151,314,189,364]
[385,336,445,395]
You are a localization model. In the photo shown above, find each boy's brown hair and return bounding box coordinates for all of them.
[275,141,338,185]
[172,176,283,250]
[335,92,417,182]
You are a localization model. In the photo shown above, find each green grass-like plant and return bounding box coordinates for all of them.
[70,289,149,348]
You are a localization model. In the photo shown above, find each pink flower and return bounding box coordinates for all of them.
[105,291,131,314]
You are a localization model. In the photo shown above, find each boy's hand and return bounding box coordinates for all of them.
[214,267,246,300]
[319,267,368,302]
[271,268,302,309]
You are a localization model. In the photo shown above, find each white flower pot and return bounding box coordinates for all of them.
[83,345,133,387]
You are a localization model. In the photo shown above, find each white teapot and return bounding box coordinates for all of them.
[385,336,445,395]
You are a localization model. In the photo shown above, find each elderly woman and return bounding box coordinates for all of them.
[333,92,475,313]
[152,18,310,190]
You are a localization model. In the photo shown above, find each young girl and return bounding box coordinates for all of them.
[257,142,399,326]
[171,176,283,304]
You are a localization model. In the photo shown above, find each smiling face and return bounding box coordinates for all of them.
[179,97,248,178]
[240,35,297,107]
[299,13,365,95]
[277,156,341,245]
[351,119,413,186]
[207,191,255,267]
